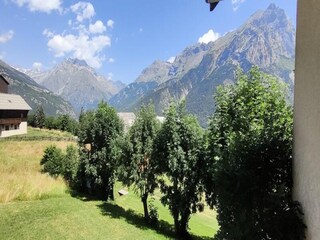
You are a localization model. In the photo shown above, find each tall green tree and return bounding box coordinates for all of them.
[153,102,204,238]
[205,67,305,240]
[44,116,58,130]
[77,102,123,200]
[56,114,79,135]
[27,113,35,127]
[34,105,46,129]
[118,104,160,221]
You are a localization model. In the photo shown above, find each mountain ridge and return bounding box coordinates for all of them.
[110,4,295,126]
[0,59,76,117]
[26,58,126,112]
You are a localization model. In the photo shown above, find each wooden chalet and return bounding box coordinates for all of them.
[0,74,32,137]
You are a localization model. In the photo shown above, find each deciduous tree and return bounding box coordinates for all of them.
[77,102,123,200]
[56,114,79,135]
[34,105,46,129]
[205,67,305,240]
[153,102,204,238]
[118,104,160,221]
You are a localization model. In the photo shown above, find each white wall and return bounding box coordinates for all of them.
[0,122,28,138]
[294,0,320,239]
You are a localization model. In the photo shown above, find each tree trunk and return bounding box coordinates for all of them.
[142,193,149,220]
[178,213,190,239]
[173,211,180,236]
[101,183,114,201]
[172,210,191,239]
[101,184,108,201]
[108,184,114,201]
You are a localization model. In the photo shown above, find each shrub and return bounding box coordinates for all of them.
[41,144,80,187]
[40,145,64,177]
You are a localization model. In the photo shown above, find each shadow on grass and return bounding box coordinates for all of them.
[70,191,212,240]
[97,202,212,240]
[69,190,105,202]
[98,202,176,238]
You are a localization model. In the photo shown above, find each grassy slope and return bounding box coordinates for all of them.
[0,190,218,240]
[0,127,75,141]
[26,127,75,138]
[0,196,169,240]
[0,140,72,202]
[0,128,218,239]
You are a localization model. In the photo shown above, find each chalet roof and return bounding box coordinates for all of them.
[0,93,32,110]
[0,75,9,85]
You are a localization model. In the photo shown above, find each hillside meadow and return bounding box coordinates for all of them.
[0,128,218,239]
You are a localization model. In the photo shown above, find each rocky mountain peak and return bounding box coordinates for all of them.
[29,57,125,112]
[135,60,172,84]
[59,58,96,75]
[178,43,210,59]
[267,3,277,10]
[110,5,295,127]
[249,3,292,30]
[216,3,295,69]
[65,58,89,67]
[134,43,211,85]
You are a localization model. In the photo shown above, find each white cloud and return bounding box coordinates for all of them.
[71,1,95,22]
[232,0,245,11]
[42,2,113,69]
[167,56,175,64]
[107,19,114,28]
[139,28,143,32]
[47,33,111,68]
[11,0,62,13]
[74,24,89,35]
[89,20,106,34]
[0,30,14,43]
[32,62,42,71]
[198,29,220,44]
[43,28,54,38]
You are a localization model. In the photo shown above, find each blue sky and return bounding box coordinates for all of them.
[0,0,297,84]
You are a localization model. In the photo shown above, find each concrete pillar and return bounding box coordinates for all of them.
[294,0,320,239]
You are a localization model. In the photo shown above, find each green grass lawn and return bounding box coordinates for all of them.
[0,189,218,240]
[114,183,218,239]
[0,196,170,240]
[0,129,218,239]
